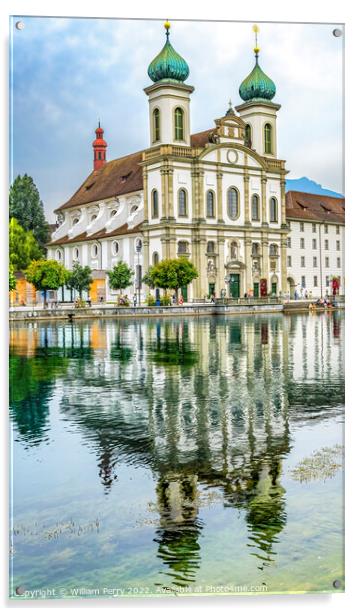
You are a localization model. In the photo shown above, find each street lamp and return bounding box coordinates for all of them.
[135,239,142,306]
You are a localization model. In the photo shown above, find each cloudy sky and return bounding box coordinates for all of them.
[10,17,343,220]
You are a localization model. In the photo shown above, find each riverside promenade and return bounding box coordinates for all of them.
[9,297,344,322]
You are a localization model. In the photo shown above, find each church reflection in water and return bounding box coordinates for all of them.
[10,313,344,587]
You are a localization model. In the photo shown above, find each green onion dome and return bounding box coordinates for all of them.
[239,49,276,102]
[148,21,190,83]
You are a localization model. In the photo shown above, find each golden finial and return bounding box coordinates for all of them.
[252,23,260,55]
[164,20,171,31]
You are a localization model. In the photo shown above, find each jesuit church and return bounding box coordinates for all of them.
[47,22,344,302]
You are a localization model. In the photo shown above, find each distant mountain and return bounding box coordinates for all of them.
[286,177,344,198]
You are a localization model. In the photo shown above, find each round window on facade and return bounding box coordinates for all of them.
[112,241,119,256]
[72,217,79,225]
[110,209,117,217]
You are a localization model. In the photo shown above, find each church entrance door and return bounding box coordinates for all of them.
[229,274,240,299]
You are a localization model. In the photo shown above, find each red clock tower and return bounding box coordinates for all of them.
[92,122,107,170]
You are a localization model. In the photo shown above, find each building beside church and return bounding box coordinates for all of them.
[47,21,344,302]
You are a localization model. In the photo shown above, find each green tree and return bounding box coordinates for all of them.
[108,261,134,294]
[67,263,93,299]
[25,259,68,307]
[144,258,198,297]
[9,174,49,248]
[9,217,43,272]
[9,264,16,292]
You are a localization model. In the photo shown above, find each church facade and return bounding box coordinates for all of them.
[47,22,342,302]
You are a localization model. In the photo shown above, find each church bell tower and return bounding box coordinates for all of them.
[144,21,194,147]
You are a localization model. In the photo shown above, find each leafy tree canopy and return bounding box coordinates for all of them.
[9,174,49,248]
[67,263,93,298]
[108,261,134,292]
[144,258,198,292]
[9,263,16,292]
[9,217,43,272]
[25,260,68,302]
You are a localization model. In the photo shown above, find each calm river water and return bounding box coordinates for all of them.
[9,312,344,598]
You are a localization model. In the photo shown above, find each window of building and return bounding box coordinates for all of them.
[178,189,187,217]
[153,251,159,265]
[110,209,117,217]
[287,237,291,248]
[206,190,215,218]
[313,256,317,267]
[227,187,239,220]
[337,257,341,268]
[300,222,304,232]
[207,241,215,254]
[252,242,260,257]
[56,250,62,261]
[301,256,305,267]
[287,255,292,267]
[269,197,278,222]
[312,223,316,232]
[244,124,252,147]
[153,108,160,142]
[314,275,318,287]
[230,241,238,260]
[336,240,340,251]
[324,224,328,233]
[178,241,189,255]
[73,247,79,260]
[91,244,98,258]
[325,256,329,267]
[325,239,329,250]
[251,194,260,221]
[336,225,340,234]
[151,189,159,218]
[269,243,278,256]
[264,123,272,154]
[301,276,306,288]
[326,275,330,288]
[91,213,97,221]
[112,241,119,256]
[300,238,305,249]
[72,217,79,225]
[312,238,317,249]
[174,107,184,141]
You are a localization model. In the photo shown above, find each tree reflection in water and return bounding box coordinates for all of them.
[9,313,344,587]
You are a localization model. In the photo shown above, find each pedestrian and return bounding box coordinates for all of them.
[133,294,137,307]
[210,293,215,304]
[179,294,184,305]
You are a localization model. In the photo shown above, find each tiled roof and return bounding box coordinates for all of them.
[48,223,142,246]
[55,130,216,213]
[286,191,345,224]
[55,151,144,212]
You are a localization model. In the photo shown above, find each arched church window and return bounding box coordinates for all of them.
[227,187,239,220]
[112,241,119,255]
[245,124,252,148]
[153,108,160,142]
[178,241,189,255]
[252,242,260,256]
[230,241,238,260]
[91,244,98,258]
[264,123,273,154]
[152,252,159,265]
[270,197,278,222]
[178,189,187,217]
[251,194,260,221]
[151,189,159,218]
[174,107,184,141]
[207,241,215,254]
[269,243,278,256]
[73,247,79,261]
[206,190,215,218]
